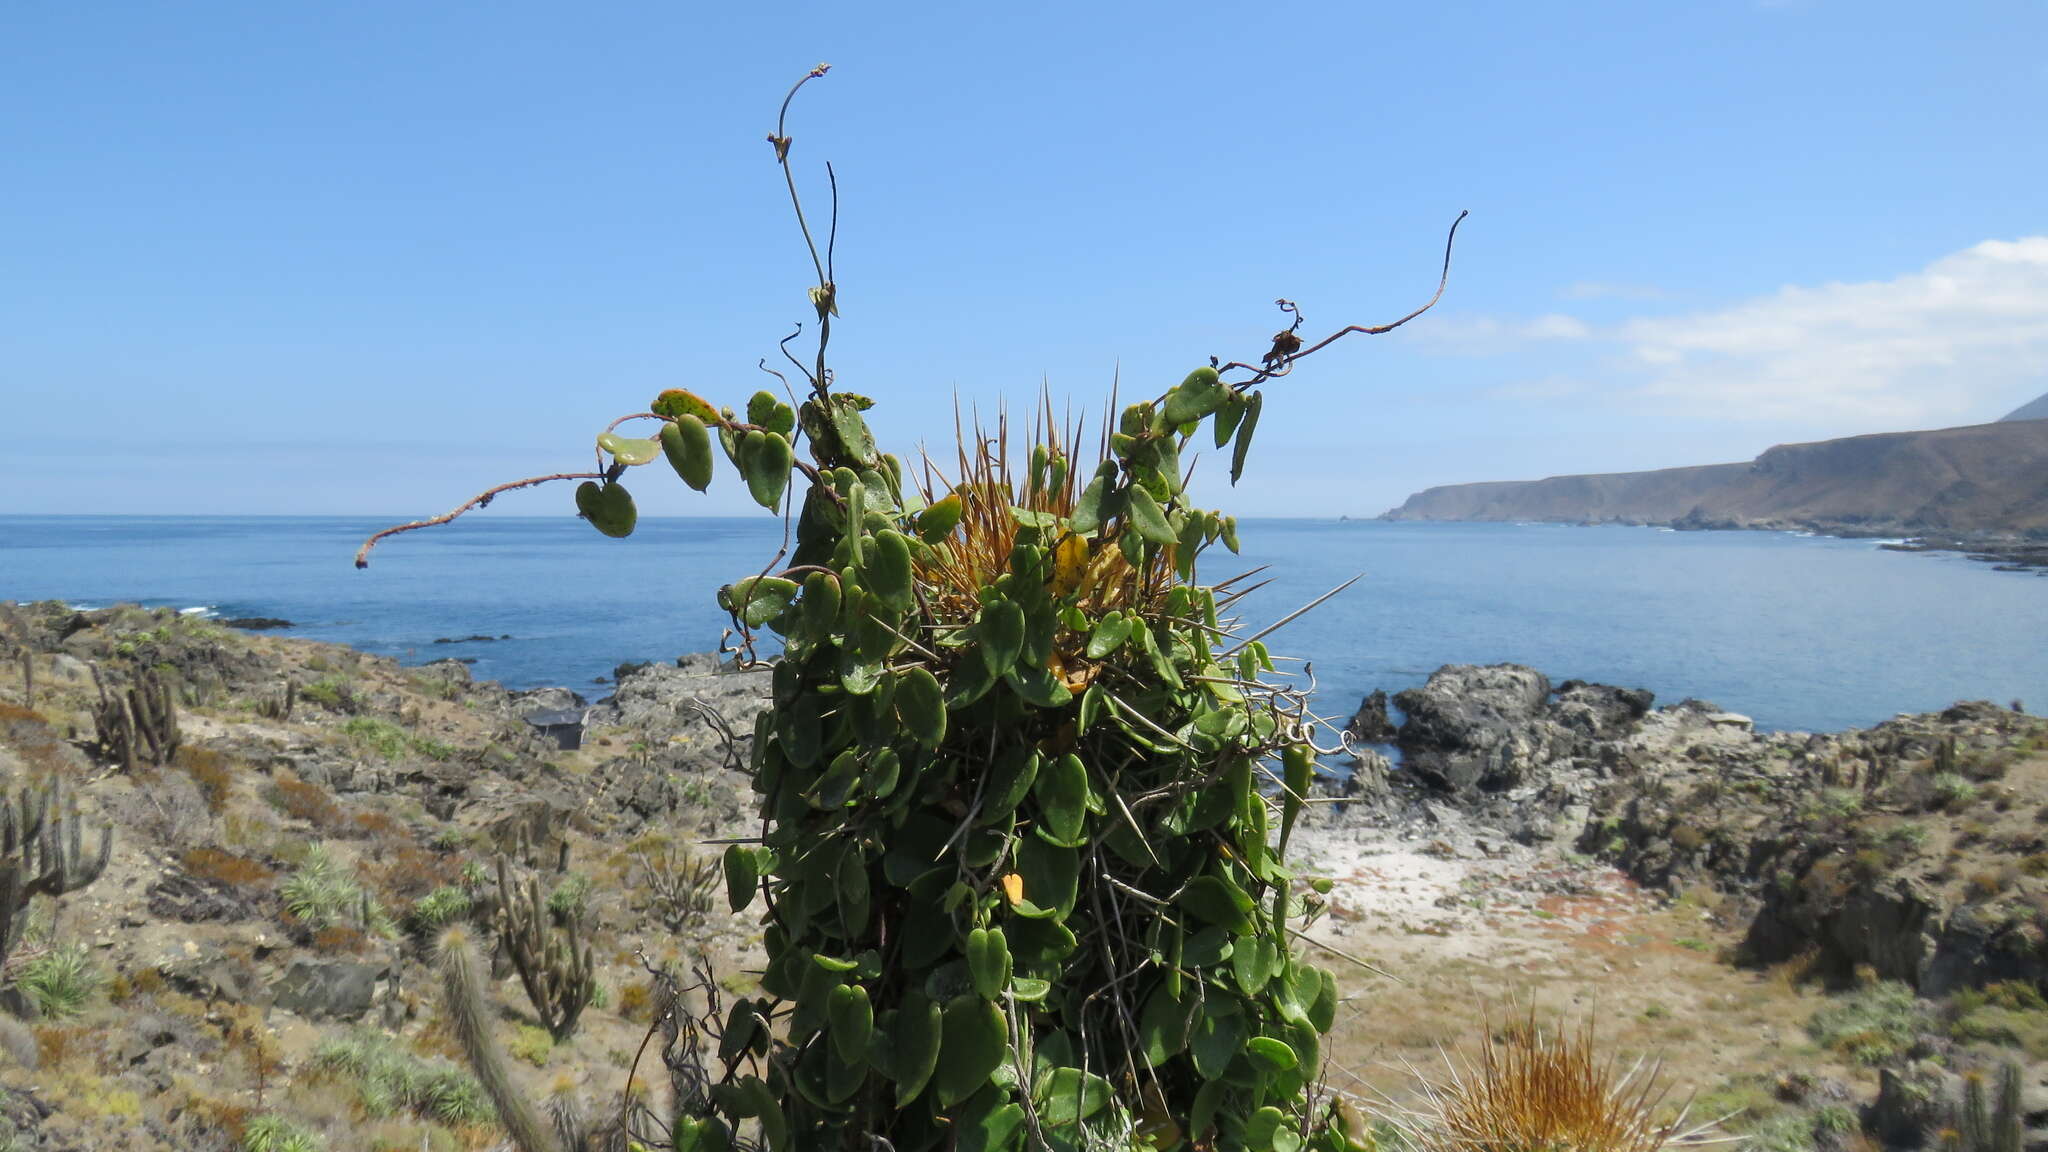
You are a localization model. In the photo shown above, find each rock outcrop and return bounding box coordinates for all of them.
[1380,418,2048,537]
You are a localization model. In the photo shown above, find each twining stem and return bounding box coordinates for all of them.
[354,472,604,568]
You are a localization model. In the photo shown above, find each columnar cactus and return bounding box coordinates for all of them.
[91,664,181,770]
[494,856,594,1042]
[0,780,113,978]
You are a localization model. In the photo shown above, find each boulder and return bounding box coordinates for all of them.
[1343,690,1397,744]
[271,956,388,1021]
[1394,664,1557,793]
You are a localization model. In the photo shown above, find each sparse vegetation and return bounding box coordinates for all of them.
[14,942,101,1019]
[1807,981,1926,1066]
[311,1030,494,1126]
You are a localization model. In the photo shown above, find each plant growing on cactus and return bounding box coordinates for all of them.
[365,66,1463,1152]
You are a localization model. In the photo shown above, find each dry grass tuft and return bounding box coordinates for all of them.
[1387,1008,1720,1152]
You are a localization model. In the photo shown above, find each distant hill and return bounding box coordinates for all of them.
[1381,419,2048,536]
[2003,391,2048,423]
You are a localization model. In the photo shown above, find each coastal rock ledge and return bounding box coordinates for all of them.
[1338,661,2048,997]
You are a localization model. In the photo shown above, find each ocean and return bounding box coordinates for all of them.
[2,514,2043,734]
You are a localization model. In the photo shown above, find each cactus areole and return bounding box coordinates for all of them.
[363,67,1463,1152]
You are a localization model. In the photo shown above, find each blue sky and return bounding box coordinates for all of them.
[4,2,2045,518]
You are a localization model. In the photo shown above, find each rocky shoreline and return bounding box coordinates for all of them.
[3,601,2048,1150]
[1329,663,2048,993]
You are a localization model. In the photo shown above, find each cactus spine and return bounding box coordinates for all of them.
[495,856,593,1041]
[438,926,563,1152]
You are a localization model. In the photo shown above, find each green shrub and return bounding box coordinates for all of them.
[241,1114,323,1152]
[312,1030,492,1126]
[406,886,473,934]
[14,943,101,1019]
[507,1025,553,1067]
[299,676,350,710]
[544,873,590,923]
[340,716,407,760]
[1934,773,1978,809]
[1808,981,1927,1065]
[280,844,393,935]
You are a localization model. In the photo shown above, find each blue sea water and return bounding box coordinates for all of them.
[1,515,2043,734]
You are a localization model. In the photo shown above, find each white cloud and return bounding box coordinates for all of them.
[1618,237,2048,427]
[1431,237,2048,431]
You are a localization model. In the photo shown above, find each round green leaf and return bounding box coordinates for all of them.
[891,991,943,1106]
[828,984,873,1065]
[1125,484,1177,545]
[652,388,720,424]
[917,494,963,543]
[723,844,758,913]
[573,480,636,538]
[894,667,946,748]
[1033,753,1089,844]
[866,529,914,611]
[976,600,1026,677]
[748,389,797,436]
[934,996,1008,1107]
[597,432,662,466]
[660,416,715,491]
[1247,1036,1299,1072]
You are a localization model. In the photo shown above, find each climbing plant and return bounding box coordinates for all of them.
[363,65,1462,1152]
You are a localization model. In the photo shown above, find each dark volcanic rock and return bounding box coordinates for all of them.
[219,617,293,630]
[1393,664,1556,792]
[1343,690,1397,744]
[271,957,389,1021]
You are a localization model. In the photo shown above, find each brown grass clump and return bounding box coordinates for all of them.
[358,838,457,903]
[182,847,276,888]
[311,924,373,955]
[267,775,345,829]
[174,745,235,813]
[1389,1009,1716,1152]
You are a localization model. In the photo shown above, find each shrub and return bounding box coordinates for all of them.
[266,776,343,829]
[406,887,473,935]
[1671,825,1705,852]
[507,1025,552,1067]
[341,716,407,761]
[280,844,393,935]
[1934,773,1979,810]
[1807,981,1927,1065]
[174,745,235,813]
[13,943,101,1019]
[182,847,276,888]
[299,676,352,711]
[312,1030,493,1126]
[241,1114,324,1152]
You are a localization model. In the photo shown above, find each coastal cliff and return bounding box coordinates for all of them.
[1381,417,2048,537]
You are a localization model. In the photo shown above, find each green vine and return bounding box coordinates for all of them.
[363,67,1462,1152]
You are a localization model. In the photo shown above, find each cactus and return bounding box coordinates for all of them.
[18,652,31,711]
[438,926,564,1152]
[0,779,113,978]
[1935,734,1960,776]
[1994,1063,2023,1152]
[255,679,296,721]
[494,856,593,1041]
[1954,1063,2024,1152]
[362,68,1467,1152]
[90,664,180,771]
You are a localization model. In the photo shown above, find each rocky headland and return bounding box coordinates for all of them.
[1378,417,2048,570]
[1,604,2046,1150]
